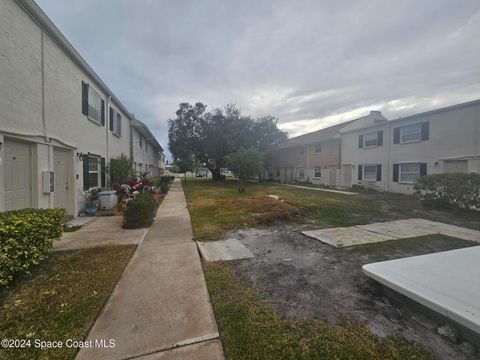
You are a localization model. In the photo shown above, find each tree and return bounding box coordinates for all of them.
[109,154,133,185]
[227,148,263,193]
[168,102,287,182]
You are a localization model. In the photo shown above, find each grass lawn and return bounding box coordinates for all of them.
[0,245,135,360]
[204,261,434,360]
[183,178,480,241]
[183,179,378,241]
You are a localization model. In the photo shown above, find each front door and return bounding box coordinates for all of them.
[328,165,337,186]
[342,165,352,187]
[54,149,69,210]
[4,140,32,210]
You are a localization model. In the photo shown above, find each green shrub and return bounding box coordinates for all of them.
[169,165,180,173]
[123,193,157,229]
[414,173,480,210]
[0,208,65,285]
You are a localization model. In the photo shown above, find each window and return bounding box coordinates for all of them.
[363,165,377,181]
[87,87,102,123]
[314,143,321,153]
[399,163,420,183]
[88,157,99,187]
[276,168,280,177]
[400,123,422,143]
[145,142,148,153]
[115,113,122,136]
[298,168,304,178]
[139,136,143,148]
[299,146,304,155]
[364,132,378,147]
[314,166,321,178]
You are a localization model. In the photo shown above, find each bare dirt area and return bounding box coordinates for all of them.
[225,224,479,360]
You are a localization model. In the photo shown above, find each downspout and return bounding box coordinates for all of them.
[386,122,391,192]
[105,95,111,187]
[41,29,48,142]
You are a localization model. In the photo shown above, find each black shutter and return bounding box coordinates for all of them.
[82,81,89,115]
[376,165,382,181]
[101,157,106,187]
[101,100,105,126]
[393,164,399,182]
[421,122,429,141]
[420,163,427,176]
[377,131,383,146]
[358,135,363,148]
[83,155,90,190]
[393,127,400,144]
[109,107,114,131]
[358,165,363,180]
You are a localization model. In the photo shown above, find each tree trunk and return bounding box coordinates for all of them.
[211,167,222,182]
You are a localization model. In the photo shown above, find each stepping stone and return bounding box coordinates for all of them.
[302,227,395,247]
[197,239,254,261]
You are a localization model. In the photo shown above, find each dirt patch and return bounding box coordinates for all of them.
[243,195,303,224]
[224,224,479,360]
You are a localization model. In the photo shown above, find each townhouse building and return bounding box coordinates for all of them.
[341,99,480,193]
[132,119,165,177]
[0,0,164,216]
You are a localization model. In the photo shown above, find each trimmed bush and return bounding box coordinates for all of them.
[123,193,157,229]
[414,173,480,210]
[0,208,65,285]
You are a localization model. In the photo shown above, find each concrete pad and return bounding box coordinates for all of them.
[135,340,224,360]
[280,183,357,195]
[197,239,254,261]
[363,246,480,335]
[53,216,146,251]
[66,216,97,227]
[302,227,395,247]
[356,219,438,239]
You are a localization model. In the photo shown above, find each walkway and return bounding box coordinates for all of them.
[76,179,223,360]
[53,216,146,251]
[278,183,357,195]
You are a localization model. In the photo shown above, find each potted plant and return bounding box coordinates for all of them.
[82,188,100,216]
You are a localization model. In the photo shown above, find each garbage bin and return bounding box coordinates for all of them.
[98,190,118,209]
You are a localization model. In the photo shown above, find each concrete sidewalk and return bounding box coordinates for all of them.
[278,183,357,195]
[77,179,223,360]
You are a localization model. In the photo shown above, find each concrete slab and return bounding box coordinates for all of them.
[303,218,480,248]
[279,183,357,195]
[136,340,224,360]
[53,216,146,251]
[66,216,97,227]
[197,239,254,261]
[76,179,223,360]
[363,246,480,335]
[302,226,396,247]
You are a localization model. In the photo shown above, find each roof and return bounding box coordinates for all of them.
[272,118,359,150]
[17,0,132,118]
[133,119,164,152]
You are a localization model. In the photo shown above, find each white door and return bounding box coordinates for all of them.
[4,140,32,210]
[342,165,352,187]
[444,160,468,174]
[54,149,69,209]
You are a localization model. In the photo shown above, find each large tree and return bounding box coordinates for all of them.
[168,102,287,181]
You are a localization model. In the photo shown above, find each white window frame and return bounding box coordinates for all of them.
[88,156,100,188]
[314,166,321,178]
[363,132,378,147]
[363,165,377,181]
[298,167,304,179]
[114,112,122,137]
[314,143,321,153]
[87,87,102,124]
[400,123,422,143]
[399,162,421,183]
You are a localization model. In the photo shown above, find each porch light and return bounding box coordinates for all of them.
[77,152,84,161]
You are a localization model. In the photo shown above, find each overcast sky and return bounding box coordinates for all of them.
[37,0,480,160]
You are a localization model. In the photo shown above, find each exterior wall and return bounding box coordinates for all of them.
[132,127,163,176]
[269,139,342,185]
[0,0,161,216]
[341,101,480,193]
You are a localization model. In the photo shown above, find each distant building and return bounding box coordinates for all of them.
[132,119,165,177]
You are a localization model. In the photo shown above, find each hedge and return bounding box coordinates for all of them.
[123,193,157,229]
[414,173,480,210]
[0,208,65,285]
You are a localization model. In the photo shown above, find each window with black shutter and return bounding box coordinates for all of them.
[358,165,363,180]
[82,155,90,190]
[358,135,363,148]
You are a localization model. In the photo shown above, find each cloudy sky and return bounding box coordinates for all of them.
[37,0,480,160]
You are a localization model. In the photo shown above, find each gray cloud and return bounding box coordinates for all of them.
[37,0,480,155]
